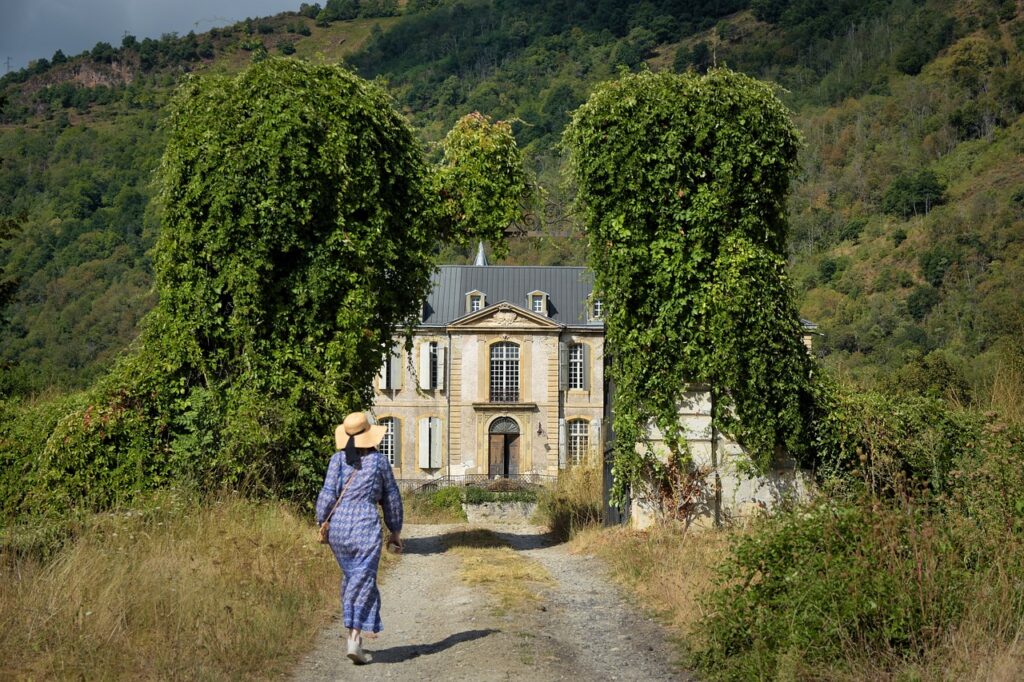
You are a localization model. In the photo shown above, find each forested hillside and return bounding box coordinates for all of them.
[1,0,1022,398]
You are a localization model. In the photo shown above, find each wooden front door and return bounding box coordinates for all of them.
[488,433,520,478]
[489,433,504,478]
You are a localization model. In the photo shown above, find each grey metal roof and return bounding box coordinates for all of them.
[422,265,601,328]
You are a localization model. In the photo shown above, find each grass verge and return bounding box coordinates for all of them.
[442,528,552,613]
[571,523,732,653]
[0,490,347,680]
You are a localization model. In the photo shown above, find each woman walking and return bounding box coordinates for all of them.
[316,411,404,665]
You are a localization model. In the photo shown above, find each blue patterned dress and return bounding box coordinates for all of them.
[315,449,403,633]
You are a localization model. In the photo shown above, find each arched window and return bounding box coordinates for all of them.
[489,416,520,434]
[379,417,397,465]
[567,419,589,466]
[489,342,519,402]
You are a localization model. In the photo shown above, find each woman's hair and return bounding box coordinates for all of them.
[344,438,377,466]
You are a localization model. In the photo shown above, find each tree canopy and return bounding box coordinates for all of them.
[564,68,814,503]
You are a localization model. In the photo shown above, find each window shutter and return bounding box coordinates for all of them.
[419,342,432,390]
[393,417,402,467]
[558,342,569,391]
[418,418,430,468]
[582,344,592,391]
[590,418,602,461]
[437,346,447,391]
[430,417,442,468]
[558,418,566,469]
[390,348,403,390]
[378,358,389,391]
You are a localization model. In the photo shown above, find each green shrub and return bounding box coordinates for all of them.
[907,284,940,320]
[402,487,466,523]
[808,373,983,496]
[694,501,973,680]
[695,426,1024,680]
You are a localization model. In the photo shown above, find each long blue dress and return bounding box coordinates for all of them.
[315,449,403,633]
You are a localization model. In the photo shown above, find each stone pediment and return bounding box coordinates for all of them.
[448,302,562,331]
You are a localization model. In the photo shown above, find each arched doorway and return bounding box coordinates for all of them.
[488,417,520,478]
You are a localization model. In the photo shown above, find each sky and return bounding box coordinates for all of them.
[1,0,302,72]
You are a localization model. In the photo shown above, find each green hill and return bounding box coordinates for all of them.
[1,0,1022,398]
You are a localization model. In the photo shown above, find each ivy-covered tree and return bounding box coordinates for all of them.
[564,69,814,506]
[34,59,526,511]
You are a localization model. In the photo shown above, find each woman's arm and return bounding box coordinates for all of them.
[378,453,404,535]
[315,453,343,526]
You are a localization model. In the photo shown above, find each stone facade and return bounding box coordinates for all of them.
[372,269,605,481]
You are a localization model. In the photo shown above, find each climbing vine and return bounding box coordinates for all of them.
[563,69,814,504]
[33,59,527,511]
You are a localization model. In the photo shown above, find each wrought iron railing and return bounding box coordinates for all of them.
[488,389,520,402]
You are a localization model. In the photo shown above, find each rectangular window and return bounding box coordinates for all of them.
[568,419,589,466]
[379,418,396,465]
[489,342,519,402]
[429,341,438,389]
[378,348,402,391]
[470,295,483,312]
[569,343,585,390]
[592,299,603,319]
[532,295,544,313]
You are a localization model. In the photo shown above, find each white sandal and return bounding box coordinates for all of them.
[347,636,372,665]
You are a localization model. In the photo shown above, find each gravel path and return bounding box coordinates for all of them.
[291,523,692,681]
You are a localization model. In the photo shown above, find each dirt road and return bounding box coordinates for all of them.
[292,523,692,681]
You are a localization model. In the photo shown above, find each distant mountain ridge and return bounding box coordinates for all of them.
[1,0,1022,397]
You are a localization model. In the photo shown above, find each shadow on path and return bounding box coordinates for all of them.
[369,629,500,664]
[399,528,558,556]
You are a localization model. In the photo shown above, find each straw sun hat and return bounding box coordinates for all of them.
[335,411,387,450]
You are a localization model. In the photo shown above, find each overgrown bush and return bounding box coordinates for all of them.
[536,465,603,541]
[808,373,983,497]
[3,59,527,520]
[402,487,466,524]
[694,501,976,680]
[694,403,1024,680]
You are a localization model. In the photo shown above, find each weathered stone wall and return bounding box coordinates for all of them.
[630,388,814,530]
[462,501,539,525]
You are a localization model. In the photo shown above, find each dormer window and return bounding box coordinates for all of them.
[592,298,603,320]
[528,291,548,316]
[466,290,485,314]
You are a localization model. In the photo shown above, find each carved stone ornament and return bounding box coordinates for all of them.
[493,311,519,326]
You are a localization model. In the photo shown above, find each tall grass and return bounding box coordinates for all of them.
[535,464,603,540]
[572,523,732,647]
[0,491,338,680]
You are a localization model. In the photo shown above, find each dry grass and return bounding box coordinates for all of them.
[989,349,1024,425]
[574,522,1024,681]
[535,463,604,540]
[442,529,552,612]
[0,491,343,680]
[571,523,734,651]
